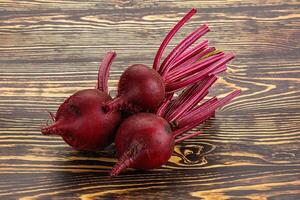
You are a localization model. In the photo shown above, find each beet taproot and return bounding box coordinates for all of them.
[41,52,122,151]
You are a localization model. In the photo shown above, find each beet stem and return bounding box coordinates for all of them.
[156,94,173,117]
[166,48,221,81]
[172,99,217,138]
[103,96,124,113]
[170,40,209,70]
[177,90,241,129]
[97,51,116,93]
[173,111,214,138]
[166,52,224,84]
[159,24,210,77]
[164,82,205,118]
[166,53,235,93]
[181,97,218,121]
[212,64,227,75]
[173,40,208,63]
[174,131,203,143]
[153,9,197,71]
[171,47,217,75]
[166,76,217,122]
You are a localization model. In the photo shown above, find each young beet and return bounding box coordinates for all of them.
[105,64,165,113]
[110,75,241,176]
[41,52,122,151]
[105,8,232,113]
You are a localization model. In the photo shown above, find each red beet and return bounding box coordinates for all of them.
[112,113,174,173]
[105,64,165,112]
[41,52,122,151]
[110,75,241,176]
[104,9,233,113]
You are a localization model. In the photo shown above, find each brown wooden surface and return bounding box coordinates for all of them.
[1,0,300,199]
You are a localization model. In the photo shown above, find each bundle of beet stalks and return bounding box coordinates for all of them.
[42,8,240,176]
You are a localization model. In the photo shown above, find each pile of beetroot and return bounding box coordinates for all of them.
[41,9,240,176]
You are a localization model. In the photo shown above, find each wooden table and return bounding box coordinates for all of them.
[1,1,299,199]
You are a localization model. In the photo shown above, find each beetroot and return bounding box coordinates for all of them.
[104,9,233,113]
[110,75,241,176]
[41,52,122,151]
[112,113,174,173]
[105,64,165,113]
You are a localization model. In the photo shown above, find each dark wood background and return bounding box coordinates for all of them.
[1,0,300,199]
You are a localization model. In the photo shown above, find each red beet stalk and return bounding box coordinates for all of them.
[153,8,197,71]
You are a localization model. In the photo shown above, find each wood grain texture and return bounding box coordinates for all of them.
[0,0,300,199]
